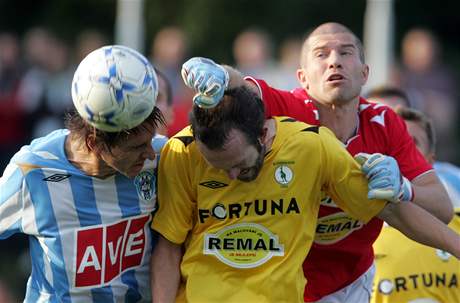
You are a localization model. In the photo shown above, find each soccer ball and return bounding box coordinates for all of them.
[71,45,158,132]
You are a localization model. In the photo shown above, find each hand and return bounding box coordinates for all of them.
[354,153,413,203]
[181,57,229,108]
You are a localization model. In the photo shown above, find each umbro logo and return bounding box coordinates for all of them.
[199,181,228,189]
[43,173,71,182]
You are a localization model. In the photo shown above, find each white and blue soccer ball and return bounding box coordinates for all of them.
[71,45,158,132]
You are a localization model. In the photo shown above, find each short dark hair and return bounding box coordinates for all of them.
[366,86,411,107]
[395,107,436,153]
[190,86,265,150]
[65,106,165,150]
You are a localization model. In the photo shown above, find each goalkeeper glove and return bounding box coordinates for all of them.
[354,153,413,203]
[181,57,229,108]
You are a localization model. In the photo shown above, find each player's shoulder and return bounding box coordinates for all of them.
[274,116,334,150]
[166,126,196,152]
[434,161,460,176]
[11,129,69,166]
[274,116,319,134]
[358,98,402,129]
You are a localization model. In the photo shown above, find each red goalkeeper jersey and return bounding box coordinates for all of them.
[248,78,433,301]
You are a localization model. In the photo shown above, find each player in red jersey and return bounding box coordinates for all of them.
[179,22,453,303]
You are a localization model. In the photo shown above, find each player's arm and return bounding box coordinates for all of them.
[320,130,460,258]
[410,171,452,223]
[151,235,182,303]
[355,151,452,224]
[387,109,453,223]
[0,163,26,237]
[377,202,460,258]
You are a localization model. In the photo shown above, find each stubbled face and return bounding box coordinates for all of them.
[298,32,368,105]
[100,122,157,178]
[405,120,433,164]
[197,128,265,182]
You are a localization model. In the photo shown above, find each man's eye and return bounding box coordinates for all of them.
[240,168,250,175]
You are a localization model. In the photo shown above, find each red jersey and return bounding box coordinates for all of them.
[248,78,433,301]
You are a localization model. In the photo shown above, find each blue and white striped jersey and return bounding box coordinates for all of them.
[0,129,162,302]
[435,161,460,209]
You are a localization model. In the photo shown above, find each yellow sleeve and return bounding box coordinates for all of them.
[151,132,197,244]
[319,127,387,223]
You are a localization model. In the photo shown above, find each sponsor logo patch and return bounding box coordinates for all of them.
[204,223,284,268]
[74,214,150,288]
[43,173,71,182]
[314,212,364,244]
[199,180,228,189]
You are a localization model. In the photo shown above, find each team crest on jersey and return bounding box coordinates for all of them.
[203,223,284,268]
[274,164,293,186]
[134,170,155,201]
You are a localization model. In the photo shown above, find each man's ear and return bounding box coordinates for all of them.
[260,127,268,144]
[297,68,309,90]
[361,64,369,85]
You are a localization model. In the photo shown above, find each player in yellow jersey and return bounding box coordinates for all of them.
[372,107,460,303]
[150,82,460,303]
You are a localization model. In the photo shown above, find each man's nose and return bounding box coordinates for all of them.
[328,50,342,69]
[143,145,156,161]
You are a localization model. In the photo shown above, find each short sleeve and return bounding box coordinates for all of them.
[0,163,26,238]
[386,109,433,180]
[151,135,197,244]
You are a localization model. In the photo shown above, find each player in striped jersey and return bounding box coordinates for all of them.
[0,46,165,302]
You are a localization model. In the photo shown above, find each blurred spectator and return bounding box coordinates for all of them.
[75,29,109,62]
[0,32,26,172]
[392,28,459,162]
[17,27,53,116]
[276,36,303,90]
[18,29,74,139]
[0,279,14,303]
[149,26,193,137]
[150,26,189,99]
[154,67,174,136]
[366,86,411,108]
[232,28,280,87]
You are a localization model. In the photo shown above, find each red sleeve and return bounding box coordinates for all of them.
[385,108,433,180]
[245,77,317,123]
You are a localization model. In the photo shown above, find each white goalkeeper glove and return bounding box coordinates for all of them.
[354,153,414,203]
[181,57,229,108]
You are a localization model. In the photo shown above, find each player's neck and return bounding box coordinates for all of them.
[65,135,116,178]
[315,98,360,143]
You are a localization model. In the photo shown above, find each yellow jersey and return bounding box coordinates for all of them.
[152,117,387,303]
[371,209,460,303]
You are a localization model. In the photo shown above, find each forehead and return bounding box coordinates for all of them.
[406,120,426,138]
[122,121,157,144]
[197,129,255,166]
[307,32,357,51]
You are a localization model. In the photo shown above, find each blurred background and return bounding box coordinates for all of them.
[0,0,459,300]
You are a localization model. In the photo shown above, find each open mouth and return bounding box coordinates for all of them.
[327,74,345,82]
